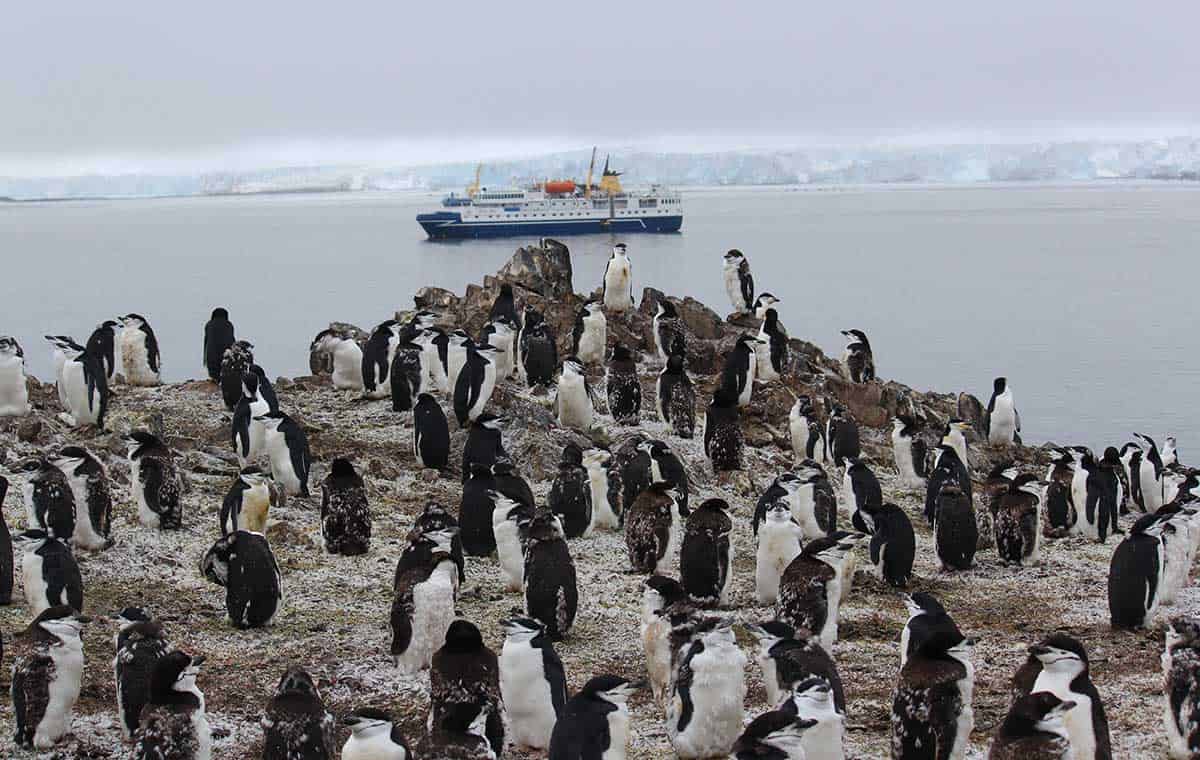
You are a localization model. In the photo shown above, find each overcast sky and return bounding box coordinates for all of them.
[3,1,1198,175]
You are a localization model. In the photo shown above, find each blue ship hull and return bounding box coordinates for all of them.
[417,211,683,239]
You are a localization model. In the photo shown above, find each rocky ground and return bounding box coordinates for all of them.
[0,241,1190,759]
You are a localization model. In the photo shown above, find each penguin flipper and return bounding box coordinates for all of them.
[13,653,51,746]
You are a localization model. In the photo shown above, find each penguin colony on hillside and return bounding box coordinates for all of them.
[0,239,1196,759]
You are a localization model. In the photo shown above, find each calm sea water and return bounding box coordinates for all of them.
[2,184,1197,453]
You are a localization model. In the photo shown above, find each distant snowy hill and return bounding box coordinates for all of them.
[4,137,1200,200]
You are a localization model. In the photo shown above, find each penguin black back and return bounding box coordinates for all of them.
[414,393,451,470]
[524,512,578,640]
[203,308,236,383]
[0,476,12,604]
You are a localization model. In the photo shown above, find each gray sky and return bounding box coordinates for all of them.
[3,1,1198,174]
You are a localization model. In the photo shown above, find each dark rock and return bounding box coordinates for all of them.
[16,416,41,443]
[496,238,574,298]
[413,287,460,311]
[957,392,987,434]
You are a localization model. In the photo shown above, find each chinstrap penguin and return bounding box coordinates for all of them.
[200,530,283,629]
[320,458,370,555]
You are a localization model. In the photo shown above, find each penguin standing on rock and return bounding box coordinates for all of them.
[840,329,875,383]
[361,320,402,399]
[0,336,31,417]
[791,396,828,464]
[132,650,212,760]
[87,320,123,386]
[520,313,558,387]
[201,530,282,629]
[18,457,77,543]
[754,293,781,320]
[258,411,312,497]
[602,243,634,312]
[455,343,499,427]
[555,356,594,431]
[826,404,861,467]
[221,467,271,535]
[119,313,162,386]
[53,446,112,550]
[525,511,578,640]
[606,344,641,425]
[45,334,85,409]
[413,393,451,470]
[390,529,460,672]
[985,377,1021,445]
[203,308,235,383]
[680,498,733,607]
[548,675,638,760]
[572,300,607,366]
[667,616,748,759]
[625,482,684,574]
[480,315,517,381]
[858,502,916,587]
[989,691,1075,760]
[127,431,183,529]
[754,497,804,605]
[321,458,371,556]
[16,530,83,615]
[1016,634,1112,760]
[261,666,335,760]
[341,709,411,760]
[657,346,695,438]
[549,444,593,538]
[1163,616,1200,758]
[653,300,686,364]
[723,249,755,314]
[890,609,974,760]
[1108,515,1166,630]
[430,620,505,757]
[704,384,743,472]
[11,606,87,750]
[499,616,567,751]
[220,340,255,410]
[892,415,928,486]
[0,475,13,604]
[747,621,846,713]
[756,308,789,382]
[719,334,764,407]
[115,607,169,740]
[994,473,1045,565]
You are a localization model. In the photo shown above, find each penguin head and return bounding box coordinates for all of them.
[723,248,744,265]
[328,458,357,481]
[443,619,485,653]
[1018,691,1076,735]
[44,334,85,357]
[582,447,611,470]
[561,356,584,377]
[54,445,99,475]
[611,343,634,363]
[239,467,272,488]
[904,592,947,619]
[500,616,545,642]
[841,328,869,347]
[656,299,678,319]
[448,329,472,347]
[13,528,51,548]
[737,333,766,351]
[1101,446,1123,466]
[611,243,628,258]
[343,707,394,735]
[993,376,1008,394]
[762,307,780,327]
[0,336,22,358]
[423,528,459,556]
[32,605,86,643]
[580,674,640,704]
[1028,634,1089,676]
[1012,473,1046,497]
[125,430,164,457]
[523,306,544,328]
[410,309,439,330]
[475,412,504,431]
[754,293,780,311]
[560,443,584,467]
[790,676,836,713]
[643,575,687,610]
[210,307,229,322]
[734,711,817,755]
[986,460,1018,483]
[746,620,798,649]
[12,456,48,474]
[275,666,320,699]
[764,498,794,525]
[582,299,604,318]
[254,411,287,432]
[122,314,148,329]
[526,511,565,543]
[151,650,205,700]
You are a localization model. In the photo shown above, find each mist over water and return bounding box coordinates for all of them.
[2,183,1197,453]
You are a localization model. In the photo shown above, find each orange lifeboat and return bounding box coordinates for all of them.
[543,180,576,194]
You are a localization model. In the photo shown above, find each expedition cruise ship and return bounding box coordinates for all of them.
[417,152,683,239]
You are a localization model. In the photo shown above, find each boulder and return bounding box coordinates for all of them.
[639,288,725,341]
[412,287,460,312]
[957,392,987,434]
[495,238,574,298]
[16,416,41,443]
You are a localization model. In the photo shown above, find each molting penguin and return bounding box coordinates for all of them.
[994,473,1045,565]
[900,592,961,668]
[781,677,845,760]
[989,691,1075,760]
[890,612,975,760]
[657,344,695,438]
[342,709,411,760]
[756,307,789,382]
[985,377,1021,445]
[892,415,928,486]
[200,530,282,629]
[389,337,427,413]
[632,439,691,514]
[790,396,828,464]
[410,502,466,583]
[825,404,861,467]
[0,476,12,604]
[0,336,31,417]
[840,329,875,383]
[779,462,839,540]
[202,308,235,383]
[653,299,686,364]
[719,333,764,407]
[220,467,272,536]
[454,342,499,427]
[747,620,846,714]
[413,392,451,469]
[52,446,112,550]
[1163,616,1200,759]
[361,319,402,399]
[119,313,162,386]
[754,496,804,605]
[114,607,169,741]
[127,431,183,529]
[641,575,690,704]
[549,443,593,538]
[17,457,77,543]
[602,243,634,312]
[87,319,123,385]
[321,458,370,556]
[625,482,684,574]
[858,501,916,587]
[723,248,755,314]
[572,300,607,365]
[390,528,460,672]
[499,616,567,750]
[131,650,212,760]
[60,342,110,429]
[704,384,743,472]
[1045,448,1079,535]
[520,311,558,387]
[754,293,781,320]
[583,448,620,532]
[555,355,594,431]
[924,444,972,527]
[667,616,748,759]
[730,709,816,760]
[935,482,978,571]
[606,344,642,425]
[219,340,254,410]
[548,675,638,760]
[462,412,506,482]
[258,411,312,497]
[524,511,578,640]
[1020,635,1112,760]
[232,371,273,467]
[261,666,335,760]
[1108,514,1165,629]
[10,606,86,749]
[679,498,733,607]
[777,535,860,649]
[16,530,83,615]
[310,328,364,391]
[430,620,505,757]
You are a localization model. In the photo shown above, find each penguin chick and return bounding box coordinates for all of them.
[524,511,578,640]
[114,607,169,741]
[625,482,684,574]
[657,344,696,438]
[200,531,282,629]
[667,617,748,759]
[126,431,182,529]
[548,443,593,538]
[1163,616,1200,759]
[679,498,733,607]
[747,621,847,714]
[989,691,1075,760]
[11,606,86,749]
[320,458,370,556]
[261,666,335,760]
[606,344,642,425]
[132,650,211,760]
[430,620,504,758]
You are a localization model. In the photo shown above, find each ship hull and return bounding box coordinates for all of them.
[418,212,683,239]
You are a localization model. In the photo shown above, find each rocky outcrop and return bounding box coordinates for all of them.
[491,237,574,298]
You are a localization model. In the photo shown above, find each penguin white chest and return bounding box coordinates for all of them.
[332,341,365,391]
[22,548,49,615]
[120,328,158,386]
[603,706,630,760]
[604,261,632,310]
[988,392,1017,443]
[723,267,743,311]
[556,374,592,430]
[669,639,747,757]
[0,354,30,416]
[587,465,617,531]
[264,431,301,496]
[36,639,84,749]
[493,514,525,592]
[499,640,556,749]
[61,361,100,426]
[789,411,807,461]
[754,329,777,382]
[343,729,408,760]
[1033,670,1094,760]
[893,434,919,484]
[402,562,458,673]
[578,315,607,364]
[755,521,802,604]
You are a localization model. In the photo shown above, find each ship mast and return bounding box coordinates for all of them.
[584,147,596,199]
[467,163,482,198]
